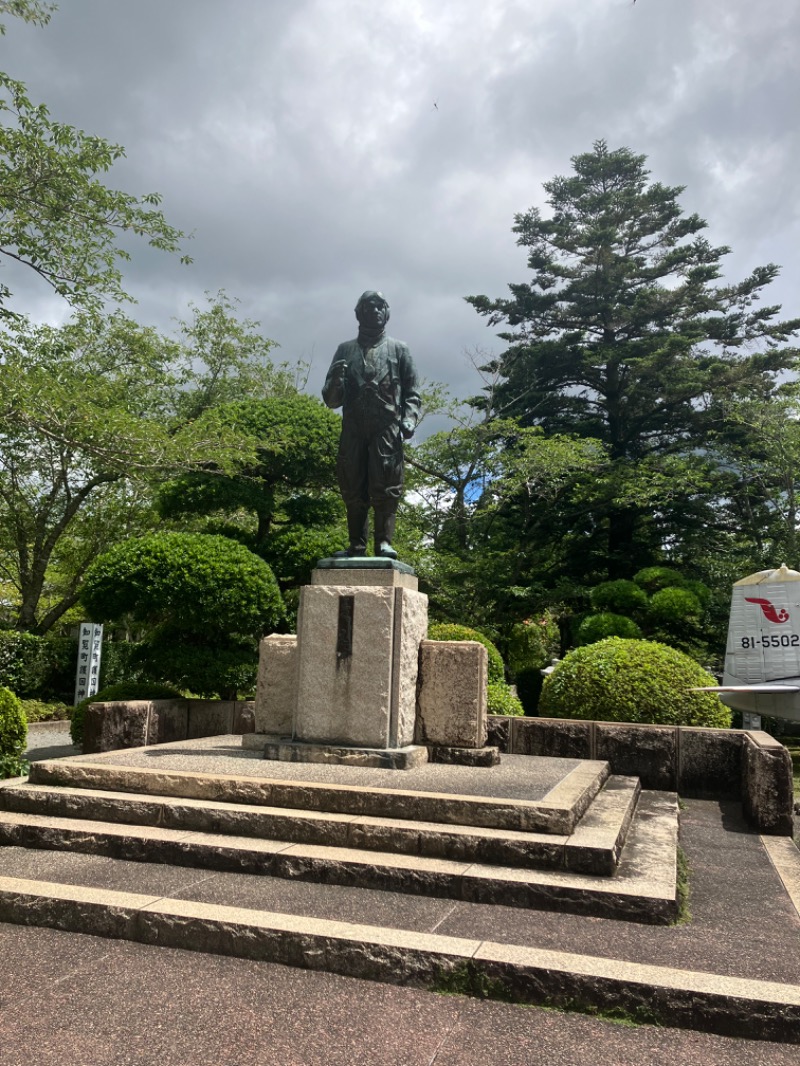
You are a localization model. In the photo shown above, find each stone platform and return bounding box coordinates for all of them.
[0,736,673,914]
[5,730,800,1046]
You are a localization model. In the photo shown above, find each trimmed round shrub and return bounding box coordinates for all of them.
[0,686,28,778]
[648,587,702,627]
[539,638,730,728]
[487,681,524,717]
[70,682,182,747]
[589,580,648,615]
[684,579,712,607]
[427,623,504,683]
[506,615,560,675]
[633,567,688,593]
[577,612,642,645]
[82,532,284,637]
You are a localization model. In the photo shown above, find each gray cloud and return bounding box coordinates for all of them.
[3,0,798,414]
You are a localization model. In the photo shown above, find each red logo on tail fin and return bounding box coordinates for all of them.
[744,597,789,623]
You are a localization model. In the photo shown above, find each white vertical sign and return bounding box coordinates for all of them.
[74,622,103,705]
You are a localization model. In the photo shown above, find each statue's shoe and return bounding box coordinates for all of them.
[333,548,367,559]
[377,542,398,560]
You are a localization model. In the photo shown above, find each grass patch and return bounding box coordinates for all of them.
[19,699,72,724]
[782,736,800,795]
[671,845,691,925]
[433,961,515,1002]
[433,962,660,1027]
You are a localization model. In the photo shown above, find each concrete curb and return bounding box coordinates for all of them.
[0,874,797,1042]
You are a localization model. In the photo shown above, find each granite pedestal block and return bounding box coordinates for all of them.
[416,640,488,748]
[254,634,297,737]
[293,567,428,750]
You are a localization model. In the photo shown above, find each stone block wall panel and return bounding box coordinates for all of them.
[416,640,487,748]
[595,723,677,791]
[254,635,298,737]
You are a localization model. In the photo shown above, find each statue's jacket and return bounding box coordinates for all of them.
[322,336,421,438]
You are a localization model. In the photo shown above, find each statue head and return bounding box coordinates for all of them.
[355,290,390,330]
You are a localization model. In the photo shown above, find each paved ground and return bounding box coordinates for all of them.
[5,724,799,1063]
[24,722,79,763]
[2,922,799,1066]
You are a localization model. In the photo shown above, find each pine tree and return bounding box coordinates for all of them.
[467,141,799,577]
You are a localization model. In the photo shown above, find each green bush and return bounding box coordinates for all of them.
[19,699,71,723]
[648,587,702,627]
[0,686,27,778]
[506,615,560,675]
[577,612,642,645]
[427,623,505,683]
[0,631,74,700]
[487,680,524,716]
[633,567,688,593]
[684,579,712,607]
[133,638,259,700]
[70,682,182,747]
[539,638,730,728]
[589,580,648,615]
[81,533,284,698]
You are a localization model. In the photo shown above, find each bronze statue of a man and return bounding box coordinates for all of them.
[322,291,421,559]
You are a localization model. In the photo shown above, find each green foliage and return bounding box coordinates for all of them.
[633,567,688,593]
[589,580,648,615]
[0,2,55,33]
[427,622,505,683]
[0,631,74,699]
[0,68,187,317]
[156,392,343,593]
[466,141,800,581]
[0,304,290,634]
[80,533,282,698]
[539,638,730,727]
[684,579,712,607]
[18,698,70,722]
[70,681,181,747]
[0,753,28,779]
[506,615,560,674]
[0,684,26,759]
[648,587,703,627]
[132,639,259,701]
[577,612,642,645]
[81,533,283,637]
[487,681,524,717]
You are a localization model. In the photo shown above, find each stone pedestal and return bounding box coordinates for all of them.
[294,566,428,749]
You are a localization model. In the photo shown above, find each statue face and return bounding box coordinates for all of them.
[356,295,389,331]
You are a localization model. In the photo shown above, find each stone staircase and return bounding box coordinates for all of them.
[0,746,678,924]
[8,742,800,1041]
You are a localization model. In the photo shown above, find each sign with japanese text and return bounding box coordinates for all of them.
[74,622,103,705]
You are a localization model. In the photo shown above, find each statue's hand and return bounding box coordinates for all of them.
[400,420,415,441]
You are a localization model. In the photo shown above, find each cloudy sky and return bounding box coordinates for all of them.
[3,0,799,425]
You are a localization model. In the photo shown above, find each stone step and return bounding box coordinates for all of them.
[0,775,641,875]
[0,791,677,922]
[0,823,796,1044]
[26,754,610,834]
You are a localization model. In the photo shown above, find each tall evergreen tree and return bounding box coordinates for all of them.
[467,141,799,577]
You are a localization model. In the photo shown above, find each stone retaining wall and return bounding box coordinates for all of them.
[488,716,794,836]
[83,699,255,756]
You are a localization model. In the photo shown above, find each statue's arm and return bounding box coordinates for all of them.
[399,345,421,439]
[322,346,348,409]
